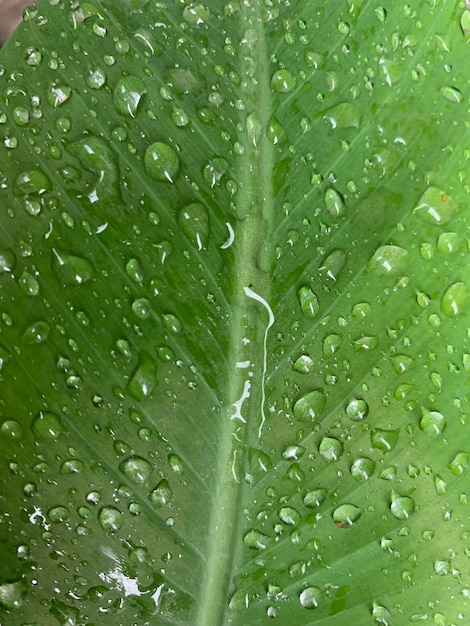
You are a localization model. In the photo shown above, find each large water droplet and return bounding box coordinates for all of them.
[244,529,269,549]
[183,3,211,24]
[324,102,360,129]
[278,506,300,526]
[351,457,376,480]
[440,282,467,317]
[32,411,63,439]
[53,249,95,285]
[119,455,153,484]
[379,57,402,85]
[448,452,469,476]
[47,83,72,108]
[303,488,327,508]
[0,250,16,273]
[144,142,179,182]
[0,420,23,440]
[324,187,345,216]
[419,410,446,436]
[319,437,343,462]
[390,354,414,374]
[149,479,172,507]
[270,69,296,93]
[98,506,123,532]
[413,187,458,225]
[333,503,362,527]
[371,428,399,452]
[369,245,408,275]
[292,354,314,373]
[319,249,346,281]
[437,232,462,254]
[18,272,40,296]
[249,447,272,474]
[127,357,157,400]
[72,136,120,204]
[293,389,326,421]
[203,157,229,188]
[0,580,26,610]
[323,334,341,358]
[114,76,147,117]
[21,321,50,345]
[15,169,51,195]
[297,285,319,317]
[346,398,369,421]
[178,203,209,250]
[390,494,415,519]
[439,86,463,104]
[299,586,322,609]
[372,602,392,625]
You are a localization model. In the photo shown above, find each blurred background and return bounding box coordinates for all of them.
[0,0,35,45]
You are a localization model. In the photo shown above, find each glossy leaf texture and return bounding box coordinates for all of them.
[0,1,469,624]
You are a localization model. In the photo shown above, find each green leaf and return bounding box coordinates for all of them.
[1,1,469,624]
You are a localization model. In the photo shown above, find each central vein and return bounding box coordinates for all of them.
[196,1,275,625]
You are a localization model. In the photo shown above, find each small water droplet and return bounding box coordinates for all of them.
[98,506,123,532]
[319,249,346,280]
[333,503,362,526]
[183,3,211,24]
[47,83,72,108]
[249,447,272,473]
[303,488,327,508]
[297,285,319,317]
[390,354,414,374]
[278,506,300,526]
[293,389,326,421]
[127,357,157,400]
[324,102,360,129]
[162,313,181,334]
[437,232,461,254]
[48,506,69,523]
[372,601,392,625]
[371,428,399,452]
[434,475,447,495]
[439,86,463,104]
[440,282,467,317]
[18,272,40,296]
[132,298,152,319]
[203,157,229,188]
[172,106,189,127]
[53,249,95,285]
[319,436,343,462]
[244,529,269,549]
[379,57,402,86]
[448,451,469,476]
[144,142,179,182]
[0,249,16,274]
[0,420,23,439]
[0,580,26,610]
[413,187,458,225]
[369,245,408,275]
[299,586,322,609]
[120,455,153,484]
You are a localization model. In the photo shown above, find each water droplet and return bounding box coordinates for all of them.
[379,57,402,86]
[47,83,72,108]
[168,453,184,474]
[278,506,300,525]
[297,285,319,317]
[333,503,362,526]
[0,420,23,439]
[293,389,326,421]
[246,112,262,147]
[149,479,172,507]
[413,187,458,225]
[303,488,327,508]
[299,586,322,609]
[324,187,345,216]
[346,398,369,421]
[440,282,468,317]
[419,409,446,436]
[270,69,296,93]
[203,157,229,188]
[53,249,95,285]
[60,459,84,474]
[371,428,399,452]
[324,102,360,129]
[178,203,209,250]
[266,114,286,144]
[0,250,16,274]
[98,506,123,532]
[48,506,69,523]
[249,447,272,473]
[244,529,269,549]
[127,357,157,400]
[319,436,343,462]
[72,136,121,203]
[437,232,462,254]
[319,249,346,281]
[132,298,152,319]
[390,354,414,374]
[372,601,392,625]
[18,272,40,296]
[292,354,314,373]
[369,245,408,275]
[352,302,371,318]
[21,321,50,345]
[353,335,378,351]
[144,142,179,182]
[125,258,143,283]
[0,580,26,610]
[120,455,153,484]
[434,475,447,495]
[15,169,51,195]
[439,86,463,104]
[448,452,469,476]
[390,494,415,520]
[172,106,189,127]
[321,334,340,359]
[183,3,211,24]
[114,76,147,117]
[162,313,181,334]
[32,411,63,439]
[351,457,376,480]
[86,67,106,89]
